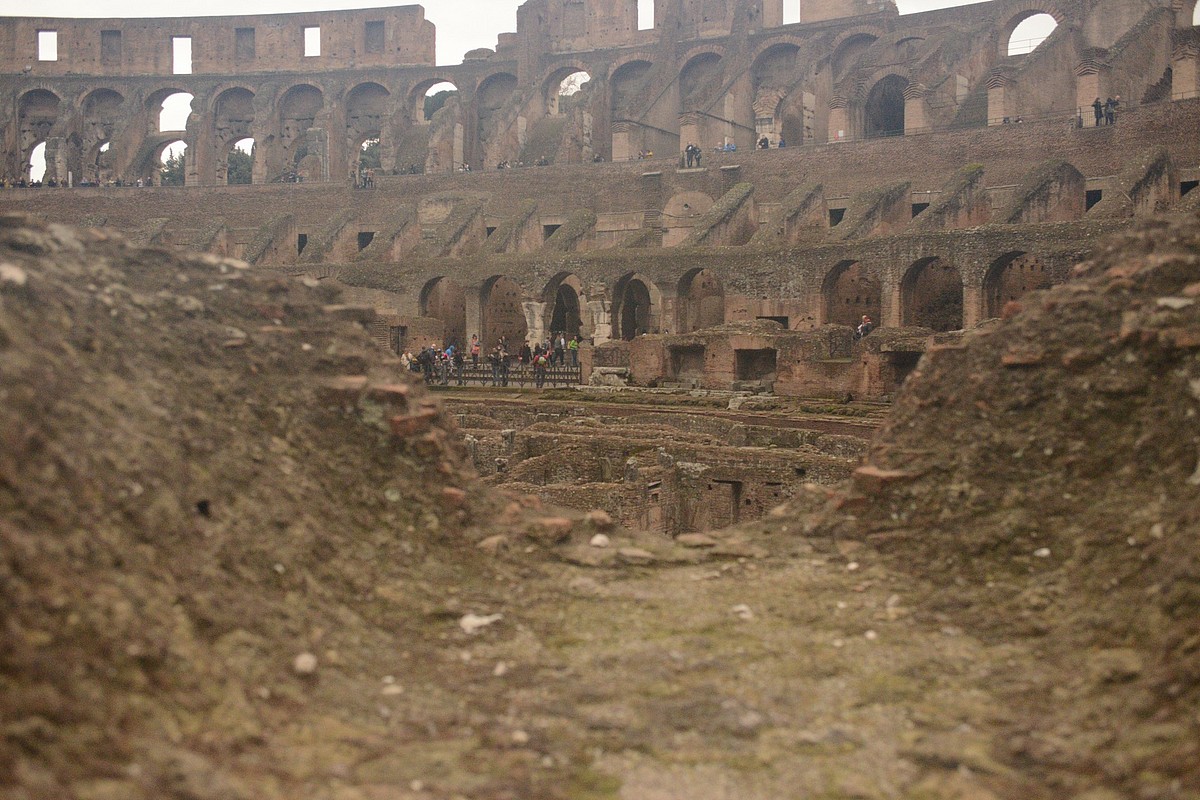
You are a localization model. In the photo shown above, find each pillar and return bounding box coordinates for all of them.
[827,96,849,142]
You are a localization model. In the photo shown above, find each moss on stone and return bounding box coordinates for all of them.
[681,182,755,247]
[544,208,597,252]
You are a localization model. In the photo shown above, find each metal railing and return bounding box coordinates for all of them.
[420,363,583,389]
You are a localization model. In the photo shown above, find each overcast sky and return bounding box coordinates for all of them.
[2,0,994,65]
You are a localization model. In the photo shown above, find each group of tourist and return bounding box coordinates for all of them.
[757,135,787,149]
[400,332,583,388]
[351,167,376,189]
[683,143,703,168]
[1091,96,1121,126]
[0,175,157,188]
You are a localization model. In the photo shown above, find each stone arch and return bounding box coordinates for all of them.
[542,272,589,340]
[19,88,61,156]
[610,58,654,115]
[156,139,188,186]
[226,138,255,185]
[998,5,1067,57]
[481,275,528,350]
[542,66,592,116]
[830,31,880,81]
[679,51,725,113]
[277,84,324,180]
[411,78,459,124]
[1007,13,1059,55]
[901,257,963,331]
[420,277,468,349]
[612,273,663,340]
[213,87,255,144]
[864,74,909,138]
[822,260,881,328]
[983,251,1053,318]
[677,268,726,333]
[345,82,390,140]
[81,88,124,146]
[148,88,193,134]
[750,42,805,146]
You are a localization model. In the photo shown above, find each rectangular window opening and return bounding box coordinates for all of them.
[235,28,256,61]
[304,26,321,57]
[829,208,846,227]
[365,20,385,54]
[637,0,654,30]
[171,36,192,75]
[1085,189,1103,211]
[782,0,801,24]
[357,231,376,251]
[1181,180,1198,197]
[37,30,58,62]
[912,202,930,218]
[297,233,308,254]
[543,224,561,240]
[486,226,498,238]
[756,315,789,328]
[101,30,122,64]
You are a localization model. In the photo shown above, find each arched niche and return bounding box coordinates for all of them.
[481,275,528,350]
[984,251,1052,318]
[864,74,908,138]
[612,273,662,340]
[677,268,726,333]
[901,257,963,331]
[420,277,467,349]
[542,272,589,339]
[822,260,881,327]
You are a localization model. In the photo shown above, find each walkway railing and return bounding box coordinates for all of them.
[421,363,583,389]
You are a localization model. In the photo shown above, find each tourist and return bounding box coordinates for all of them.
[568,334,580,366]
[452,347,465,385]
[470,334,481,366]
[855,315,875,341]
[777,136,786,148]
[533,349,549,388]
[758,135,770,150]
[1104,96,1119,125]
[553,333,565,366]
[488,346,502,386]
[1092,97,1104,127]
[519,341,532,366]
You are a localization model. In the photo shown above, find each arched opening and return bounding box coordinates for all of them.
[612,273,660,340]
[28,142,47,183]
[476,73,519,134]
[84,140,112,185]
[548,70,592,116]
[864,75,907,138]
[677,269,726,333]
[18,89,60,179]
[984,252,1052,318]
[751,44,803,147]
[159,140,187,186]
[227,138,254,185]
[679,53,724,114]
[901,257,963,331]
[420,277,467,349]
[416,80,458,123]
[278,84,324,181]
[831,33,878,82]
[1008,13,1059,56]
[549,286,582,339]
[481,276,529,350]
[346,82,389,149]
[82,89,124,148]
[158,92,194,133]
[823,261,881,328]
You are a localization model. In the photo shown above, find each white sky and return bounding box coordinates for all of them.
[2,0,1007,66]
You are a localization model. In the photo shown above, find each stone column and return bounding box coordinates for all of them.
[903,83,929,134]
[611,120,635,162]
[1173,34,1200,100]
[678,112,703,155]
[963,283,985,329]
[827,95,849,142]
[986,71,1013,126]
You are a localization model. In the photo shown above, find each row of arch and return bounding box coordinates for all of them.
[5,6,1077,183]
[415,252,1056,351]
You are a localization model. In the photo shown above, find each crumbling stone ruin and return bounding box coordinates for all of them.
[2,0,1199,398]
